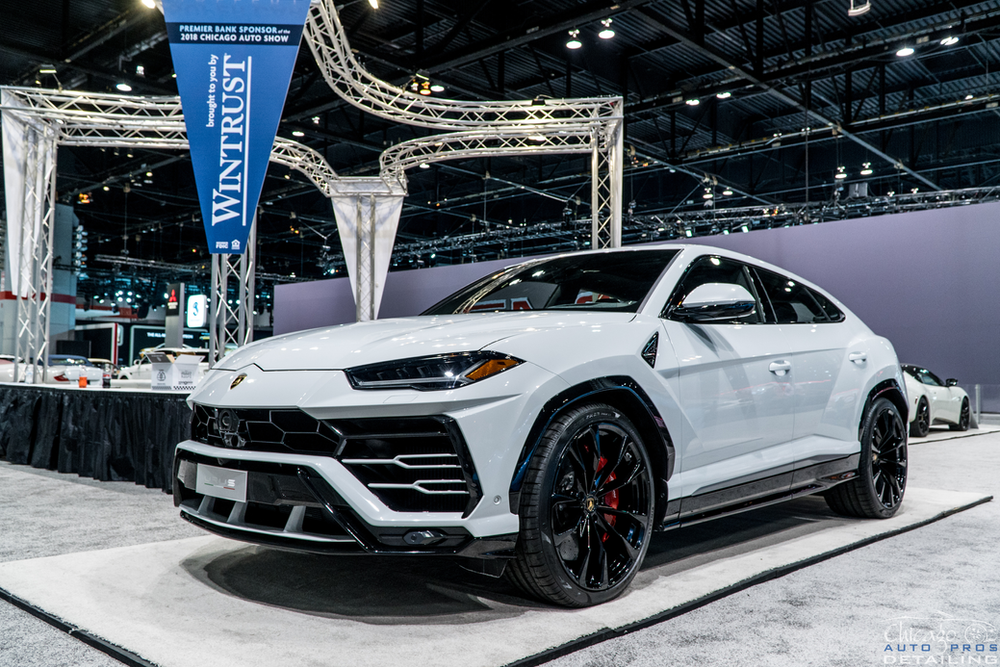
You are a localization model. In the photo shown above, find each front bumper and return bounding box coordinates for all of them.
[174,362,568,556]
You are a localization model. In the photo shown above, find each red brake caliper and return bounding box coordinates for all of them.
[595,456,619,542]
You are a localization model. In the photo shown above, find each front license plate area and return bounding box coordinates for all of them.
[196,463,248,503]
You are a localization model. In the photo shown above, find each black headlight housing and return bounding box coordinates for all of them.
[345,351,522,391]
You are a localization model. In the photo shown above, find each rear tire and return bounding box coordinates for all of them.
[825,397,907,519]
[507,403,655,607]
[950,398,971,431]
[909,397,929,438]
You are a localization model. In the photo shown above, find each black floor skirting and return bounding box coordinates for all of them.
[0,385,191,492]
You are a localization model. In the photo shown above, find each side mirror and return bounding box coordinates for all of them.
[946,378,958,387]
[673,283,756,323]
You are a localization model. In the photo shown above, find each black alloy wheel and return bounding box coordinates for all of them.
[507,403,655,607]
[910,397,930,437]
[825,397,908,519]
[950,398,971,431]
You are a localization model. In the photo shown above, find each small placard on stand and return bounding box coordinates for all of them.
[150,353,202,392]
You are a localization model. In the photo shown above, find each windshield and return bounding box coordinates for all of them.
[422,249,679,315]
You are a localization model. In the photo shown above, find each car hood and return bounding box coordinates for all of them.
[217,311,637,371]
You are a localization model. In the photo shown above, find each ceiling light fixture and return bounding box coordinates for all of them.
[39,65,57,74]
[741,224,750,233]
[685,98,700,106]
[722,188,734,195]
[367,0,378,8]
[430,83,445,93]
[141,0,156,7]
[684,228,693,237]
[116,82,132,92]
[847,0,870,17]
[896,46,915,57]
[291,130,305,137]
[965,94,974,100]
[598,19,614,40]
[716,91,731,99]
[860,162,873,176]
[835,166,848,180]
[419,163,430,169]
[567,29,582,49]
[941,36,959,46]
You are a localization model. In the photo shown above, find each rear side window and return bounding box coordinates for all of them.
[753,267,841,324]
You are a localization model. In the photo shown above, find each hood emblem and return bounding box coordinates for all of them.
[230,373,247,390]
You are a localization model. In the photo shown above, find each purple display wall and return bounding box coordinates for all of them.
[275,202,1000,403]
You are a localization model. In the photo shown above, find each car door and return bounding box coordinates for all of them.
[750,266,856,461]
[658,255,795,511]
[917,368,956,423]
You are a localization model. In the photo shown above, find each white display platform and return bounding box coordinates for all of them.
[0,487,988,667]
[916,424,1000,443]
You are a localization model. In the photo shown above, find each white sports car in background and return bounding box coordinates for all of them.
[173,245,908,607]
[902,364,971,437]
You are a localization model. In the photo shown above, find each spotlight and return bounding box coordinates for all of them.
[741,224,749,233]
[566,29,582,49]
[835,166,847,180]
[116,82,133,92]
[941,36,959,46]
[716,91,732,99]
[367,0,378,8]
[292,130,305,137]
[896,46,915,57]
[598,19,614,40]
[860,162,873,176]
[685,98,700,106]
[430,83,445,93]
[419,163,430,169]
[722,228,730,235]
[39,65,57,74]
[684,228,693,237]
[141,0,155,7]
[528,134,547,142]
[965,94,974,100]
[102,185,110,191]
[722,188,733,195]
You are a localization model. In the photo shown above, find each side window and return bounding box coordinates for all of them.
[754,268,830,324]
[807,287,845,322]
[663,256,762,324]
[920,369,944,387]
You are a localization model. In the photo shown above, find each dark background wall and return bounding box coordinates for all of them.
[275,202,1000,405]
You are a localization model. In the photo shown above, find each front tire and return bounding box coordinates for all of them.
[825,397,907,519]
[909,397,930,437]
[507,403,655,607]
[950,398,971,431]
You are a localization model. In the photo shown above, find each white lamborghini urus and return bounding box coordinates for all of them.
[173,245,909,607]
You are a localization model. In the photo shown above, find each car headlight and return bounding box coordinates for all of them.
[345,351,522,391]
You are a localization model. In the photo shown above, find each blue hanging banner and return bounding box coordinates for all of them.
[162,0,312,254]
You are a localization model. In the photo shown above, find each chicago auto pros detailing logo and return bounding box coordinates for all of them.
[881,614,999,664]
[162,0,312,255]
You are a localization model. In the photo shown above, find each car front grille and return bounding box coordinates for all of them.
[191,405,481,515]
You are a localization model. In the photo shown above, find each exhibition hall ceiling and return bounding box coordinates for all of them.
[3,0,1000,302]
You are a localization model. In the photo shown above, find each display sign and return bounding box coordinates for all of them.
[187,294,208,328]
[162,0,312,254]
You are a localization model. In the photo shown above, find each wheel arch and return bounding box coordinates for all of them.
[508,376,674,526]
[861,379,908,440]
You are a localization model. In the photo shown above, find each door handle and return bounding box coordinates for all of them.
[769,361,791,376]
[849,352,867,364]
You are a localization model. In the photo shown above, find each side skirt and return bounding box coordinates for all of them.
[659,454,860,530]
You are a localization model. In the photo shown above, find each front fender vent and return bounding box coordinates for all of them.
[642,332,659,368]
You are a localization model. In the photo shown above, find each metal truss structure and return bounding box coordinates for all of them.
[1,87,339,370]
[10,120,58,386]
[304,1,618,130]
[306,0,625,249]
[210,222,256,363]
